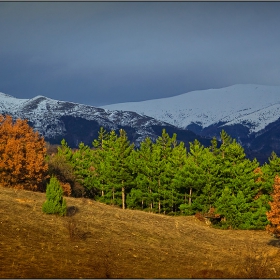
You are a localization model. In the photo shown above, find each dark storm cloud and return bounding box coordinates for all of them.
[1,2,280,106]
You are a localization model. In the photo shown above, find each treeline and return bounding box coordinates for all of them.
[48,126,280,230]
[1,114,280,231]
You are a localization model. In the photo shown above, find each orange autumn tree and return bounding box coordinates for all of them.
[0,115,48,190]
[266,175,280,237]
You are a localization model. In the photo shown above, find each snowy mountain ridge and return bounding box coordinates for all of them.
[101,84,280,134]
[0,91,201,147]
[1,84,280,163]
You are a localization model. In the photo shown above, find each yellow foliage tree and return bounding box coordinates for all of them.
[266,175,280,237]
[0,115,48,190]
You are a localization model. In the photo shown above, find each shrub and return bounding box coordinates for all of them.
[47,152,87,197]
[47,152,75,183]
[266,175,280,237]
[179,203,195,215]
[194,212,205,222]
[60,182,72,197]
[42,176,67,216]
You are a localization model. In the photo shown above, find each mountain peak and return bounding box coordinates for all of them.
[101,84,280,133]
[0,90,194,148]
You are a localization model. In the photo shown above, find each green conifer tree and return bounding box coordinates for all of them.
[94,129,134,208]
[214,187,249,229]
[174,140,207,215]
[169,141,188,213]
[92,127,109,150]
[215,131,261,201]
[152,129,177,214]
[192,148,221,213]
[267,151,280,176]
[261,152,280,196]
[91,127,110,200]
[219,129,233,159]
[114,129,135,209]
[96,130,119,205]
[42,176,67,216]
[57,139,73,162]
[128,138,154,210]
[211,132,268,229]
[71,142,96,198]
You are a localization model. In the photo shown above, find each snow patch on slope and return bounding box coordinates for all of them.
[0,92,28,111]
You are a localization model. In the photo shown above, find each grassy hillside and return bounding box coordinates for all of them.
[0,186,280,278]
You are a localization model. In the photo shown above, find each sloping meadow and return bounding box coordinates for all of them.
[0,186,280,278]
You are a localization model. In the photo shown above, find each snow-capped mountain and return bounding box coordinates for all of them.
[0,92,211,148]
[1,84,280,163]
[101,84,280,134]
[101,84,280,162]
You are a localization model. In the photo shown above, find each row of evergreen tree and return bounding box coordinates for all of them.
[0,114,277,231]
[49,127,280,230]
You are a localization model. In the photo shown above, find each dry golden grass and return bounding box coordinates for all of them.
[0,186,280,278]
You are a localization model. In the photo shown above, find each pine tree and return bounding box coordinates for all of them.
[93,129,134,209]
[214,180,269,230]
[95,130,119,205]
[131,137,156,211]
[186,140,206,205]
[57,138,73,162]
[131,130,178,214]
[219,129,233,159]
[91,127,110,199]
[126,188,145,210]
[210,132,269,229]
[174,140,207,215]
[92,126,109,150]
[210,136,219,156]
[71,142,97,198]
[260,152,280,197]
[250,195,269,230]
[192,148,221,213]
[42,176,67,216]
[169,141,188,213]
[267,151,280,176]
[152,129,177,214]
[216,131,260,200]
[214,187,251,229]
[114,129,135,209]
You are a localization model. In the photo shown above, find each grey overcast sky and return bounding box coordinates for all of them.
[1,2,280,106]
